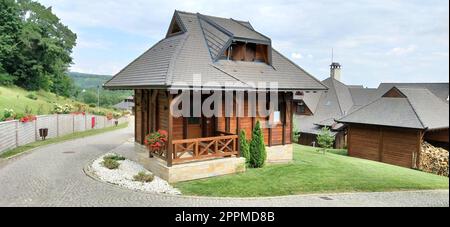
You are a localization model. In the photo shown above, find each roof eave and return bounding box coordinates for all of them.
[103,84,169,90]
[335,120,427,130]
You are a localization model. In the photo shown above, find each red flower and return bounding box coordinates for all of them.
[158,130,168,137]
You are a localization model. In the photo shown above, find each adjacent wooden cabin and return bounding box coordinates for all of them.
[104,11,327,180]
[338,87,449,168]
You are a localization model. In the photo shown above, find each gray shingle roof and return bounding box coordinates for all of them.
[104,10,326,91]
[301,91,322,114]
[378,83,449,103]
[114,101,135,110]
[201,15,270,43]
[399,88,449,130]
[337,87,449,130]
[105,34,187,88]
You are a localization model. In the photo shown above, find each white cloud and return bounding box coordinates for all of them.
[291,52,303,59]
[387,45,417,56]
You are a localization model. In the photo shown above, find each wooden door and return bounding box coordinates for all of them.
[187,118,202,139]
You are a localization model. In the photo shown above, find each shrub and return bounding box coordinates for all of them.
[2,108,15,120]
[239,130,250,166]
[106,112,113,120]
[37,104,45,115]
[103,154,126,161]
[293,129,301,143]
[26,92,38,100]
[24,105,33,114]
[0,71,14,86]
[133,171,154,183]
[102,159,120,170]
[53,103,74,114]
[249,121,267,168]
[74,103,87,113]
[113,112,122,119]
[317,127,335,151]
[89,103,96,108]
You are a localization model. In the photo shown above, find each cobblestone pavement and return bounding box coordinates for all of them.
[0,123,448,207]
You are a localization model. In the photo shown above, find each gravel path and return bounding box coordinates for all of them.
[0,122,448,207]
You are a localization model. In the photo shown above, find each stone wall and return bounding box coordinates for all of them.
[266,144,294,164]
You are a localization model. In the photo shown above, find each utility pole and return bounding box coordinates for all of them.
[97,85,100,113]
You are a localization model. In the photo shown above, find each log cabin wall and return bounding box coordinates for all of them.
[424,129,449,150]
[347,124,422,168]
[157,91,169,131]
[136,90,294,147]
[425,129,449,143]
[223,42,269,64]
[216,92,293,146]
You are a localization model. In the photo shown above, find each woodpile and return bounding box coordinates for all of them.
[419,142,449,177]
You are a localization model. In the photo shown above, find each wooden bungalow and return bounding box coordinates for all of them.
[337,87,449,168]
[104,11,326,181]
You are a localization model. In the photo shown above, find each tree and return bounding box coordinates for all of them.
[0,0,22,85]
[317,127,335,152]
[0,0,77,96]
[239,130,250,166]
[249,121,267,168]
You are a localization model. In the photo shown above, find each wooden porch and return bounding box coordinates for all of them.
[150,134,239,166]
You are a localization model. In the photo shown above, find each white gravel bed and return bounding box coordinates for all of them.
[91,153,181,195]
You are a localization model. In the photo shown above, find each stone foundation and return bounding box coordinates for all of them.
[266,144,293,164]
[128,143,246,183]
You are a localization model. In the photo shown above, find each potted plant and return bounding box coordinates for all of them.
[144,130,168,157]
[19,114,37,123]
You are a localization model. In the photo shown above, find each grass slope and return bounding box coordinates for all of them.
[176,144,449,197]
[0,122,129,159]
[0,86,112,115]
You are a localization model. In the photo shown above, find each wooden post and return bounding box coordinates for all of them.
[167,93,173,167]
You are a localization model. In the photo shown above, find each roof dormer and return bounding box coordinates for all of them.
[166,11,186,38]
[197,13,272,65]
[220,41,270,64]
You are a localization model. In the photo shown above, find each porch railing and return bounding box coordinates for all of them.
[170,135,239,165]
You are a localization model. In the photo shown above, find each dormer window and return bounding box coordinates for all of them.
[222,41,270,64]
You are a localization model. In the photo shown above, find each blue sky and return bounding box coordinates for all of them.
[38,0,449,88]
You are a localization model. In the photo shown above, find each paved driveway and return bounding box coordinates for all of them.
[0,123,448,207]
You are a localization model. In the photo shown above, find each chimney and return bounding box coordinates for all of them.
[330,62,341,81]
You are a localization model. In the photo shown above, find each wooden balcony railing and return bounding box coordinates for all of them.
[170,135,239,165]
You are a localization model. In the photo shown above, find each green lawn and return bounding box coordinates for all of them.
[175,144,449,197]
[0,123,129,159]
[0,86,114,115]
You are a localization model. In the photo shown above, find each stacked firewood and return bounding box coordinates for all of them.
[419,142,449,177]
